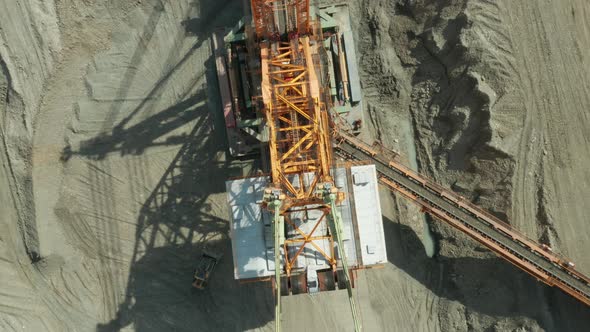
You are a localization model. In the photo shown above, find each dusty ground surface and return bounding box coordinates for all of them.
[0,0,589,331]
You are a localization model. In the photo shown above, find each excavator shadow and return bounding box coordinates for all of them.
[90,1,274,329]
[380,217,590,330]
[94,110,273,331]
[98,241,273,332]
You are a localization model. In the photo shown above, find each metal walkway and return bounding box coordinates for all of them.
[334,132,590,307]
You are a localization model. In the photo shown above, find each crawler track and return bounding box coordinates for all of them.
[334,132,590,307]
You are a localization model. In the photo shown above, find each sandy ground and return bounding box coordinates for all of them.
[354,0,590,330]
[0,0,589,331]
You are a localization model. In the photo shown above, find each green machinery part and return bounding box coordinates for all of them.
[271,199,283,332]
[324,186,362,332]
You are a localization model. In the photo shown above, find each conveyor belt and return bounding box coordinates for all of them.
[334,134,590,307]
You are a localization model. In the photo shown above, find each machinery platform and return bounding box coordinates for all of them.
[226,164,387,286]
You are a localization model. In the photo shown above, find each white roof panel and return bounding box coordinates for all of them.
[226,165,386,280]
[351,165,388,266]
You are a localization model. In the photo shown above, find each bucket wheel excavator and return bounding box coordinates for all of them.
[217,1,590,331]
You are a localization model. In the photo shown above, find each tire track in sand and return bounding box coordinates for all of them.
[87,160,124,321]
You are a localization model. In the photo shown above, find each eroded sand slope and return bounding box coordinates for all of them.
[355,0,590,330]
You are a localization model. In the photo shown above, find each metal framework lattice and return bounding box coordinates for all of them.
[252,2,362,330]
[282,207,335,276]
[262,37,334,211]
[251,0,311,39]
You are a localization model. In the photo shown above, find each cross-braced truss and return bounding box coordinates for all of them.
[282,207,335,276]
[262,37,334,210]
[252,3,362,330]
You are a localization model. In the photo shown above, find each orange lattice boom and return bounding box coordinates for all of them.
[244,3,590,331]
[261,37,334,211]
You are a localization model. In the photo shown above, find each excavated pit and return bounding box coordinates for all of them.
[1,0,589,331]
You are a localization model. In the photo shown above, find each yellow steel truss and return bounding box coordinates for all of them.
[262,38,334,210]
[282,208,336,276]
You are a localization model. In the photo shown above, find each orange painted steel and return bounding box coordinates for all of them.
[251,0,275,40]
[380,176,557,283]
[295,0,311,35]
[334,131,590,307]
[384,157,589,279]
[251,0,311,39]
[261,37,334,212]
[282,207,336,276]
[255,1,340,282]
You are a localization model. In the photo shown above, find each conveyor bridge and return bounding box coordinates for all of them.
[334,131,590,307]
